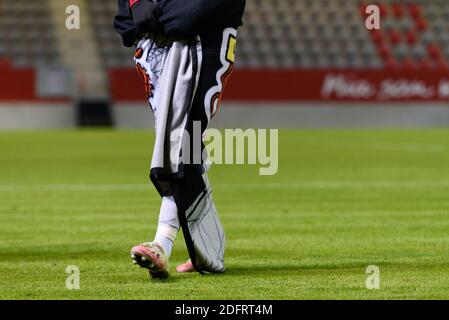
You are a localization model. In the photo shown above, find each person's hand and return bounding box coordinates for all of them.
[130,0,162,34]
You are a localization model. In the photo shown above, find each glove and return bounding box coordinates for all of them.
[130,0,162,35]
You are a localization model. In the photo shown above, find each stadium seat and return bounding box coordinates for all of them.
[0,0,61,67]
[392,3,405,19]
[428,43,443,60]
[389,30,402,45]
[406,30,418,46]
[419,56,433,69]
[1,0,449,70]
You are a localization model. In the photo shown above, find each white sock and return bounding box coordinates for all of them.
[154,196,179,258]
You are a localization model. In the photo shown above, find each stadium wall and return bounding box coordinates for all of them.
[0,62,74,129]
[110,68,449,128]
[112,102,449,129]
[2,66,449,129]
[2,102,448,130]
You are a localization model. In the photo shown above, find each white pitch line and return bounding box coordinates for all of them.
[1,181,449,192]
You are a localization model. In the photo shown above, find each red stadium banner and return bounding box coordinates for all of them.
[0,63,37,101]
[0,62,69,102]
[110,68,449,103]
[224,69,449,103]
[3,66,449,103]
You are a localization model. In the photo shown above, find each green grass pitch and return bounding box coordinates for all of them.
[1,129,449,299]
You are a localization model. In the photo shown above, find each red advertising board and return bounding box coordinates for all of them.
[3,65,449,103]
[223,69,449,102]
[110,68,449,103]
[0,62,69,102]
[0,64,37,101]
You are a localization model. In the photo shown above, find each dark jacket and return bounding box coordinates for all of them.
[113,0,246,47]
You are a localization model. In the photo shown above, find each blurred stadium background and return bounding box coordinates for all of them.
[1,0,449,129]
[3,0,449,300]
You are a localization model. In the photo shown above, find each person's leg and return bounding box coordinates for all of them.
[131,27,239,276]
[130,39,171,279]
[154,196,179,258]
[173,27,238,274]
[131,196,180,278]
